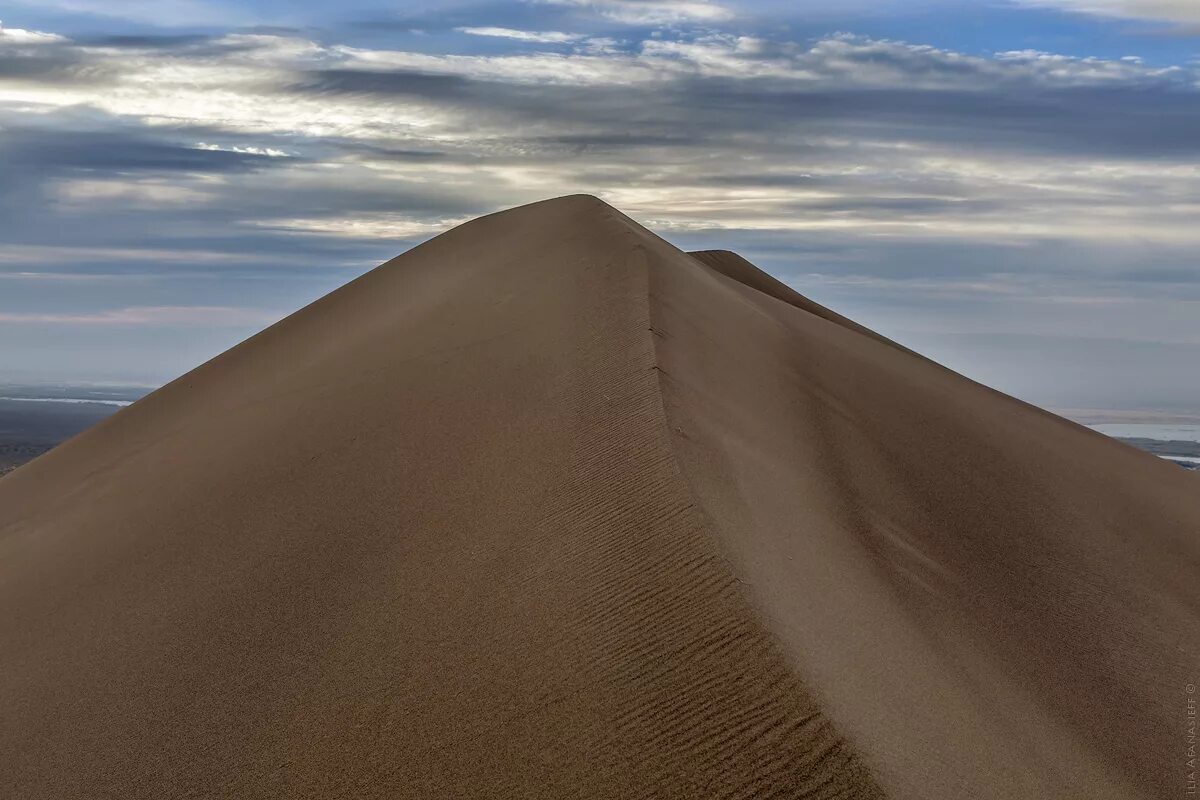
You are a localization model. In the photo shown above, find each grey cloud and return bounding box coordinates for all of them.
[0,50,112,83]
[333,143,457,163]
[698,173,826,188]
[1,128,297,175]
[290,68,473,98]
[669,80,1200,160]
[1018,0,1200,25]
[345,0,643,33]
[281,59,1200,164]
[77,34,216,49]
[531,132,701,149]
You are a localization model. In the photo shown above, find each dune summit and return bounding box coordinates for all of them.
[0,195,1196,798]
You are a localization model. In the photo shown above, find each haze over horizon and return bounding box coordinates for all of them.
[2,0,1199,413]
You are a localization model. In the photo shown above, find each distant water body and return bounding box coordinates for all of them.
[1087,422,1200,442]
[1084,422,1200,468]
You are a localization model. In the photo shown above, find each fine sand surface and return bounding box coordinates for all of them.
[0,195,1196,798]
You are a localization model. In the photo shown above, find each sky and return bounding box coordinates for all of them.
[1,0,1198,413]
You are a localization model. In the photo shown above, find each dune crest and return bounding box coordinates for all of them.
[1,195,1195,798]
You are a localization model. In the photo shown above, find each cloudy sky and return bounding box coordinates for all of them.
[1,0,1198,413]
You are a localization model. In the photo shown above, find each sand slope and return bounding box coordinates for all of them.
[0,195,1195,798]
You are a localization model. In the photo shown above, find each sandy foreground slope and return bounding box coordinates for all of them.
[0,195,1196,798]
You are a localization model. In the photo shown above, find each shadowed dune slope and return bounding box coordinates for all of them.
[1,195,1196,798]
[655,248,1200,799]
[687,250,911,355]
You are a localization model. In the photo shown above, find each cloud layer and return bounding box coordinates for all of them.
[0,13,1197,407]
[1020,0,1200,24]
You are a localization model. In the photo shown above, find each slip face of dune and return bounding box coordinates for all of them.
[651,248,1200,799]
[0,195,1195,799]
[0,196,879,798]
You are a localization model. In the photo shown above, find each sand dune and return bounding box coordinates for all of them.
[1,195,1195,798]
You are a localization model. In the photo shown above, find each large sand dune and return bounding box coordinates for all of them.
[0,195,1195,798]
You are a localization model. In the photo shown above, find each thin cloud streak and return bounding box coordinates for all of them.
[457,27,584,42]
[1018,0,1200,24]
[0,306,284,326]
[535,0,735,24]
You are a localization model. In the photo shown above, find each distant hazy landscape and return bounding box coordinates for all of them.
[0,385,147,475]
[0,383,1195,476]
